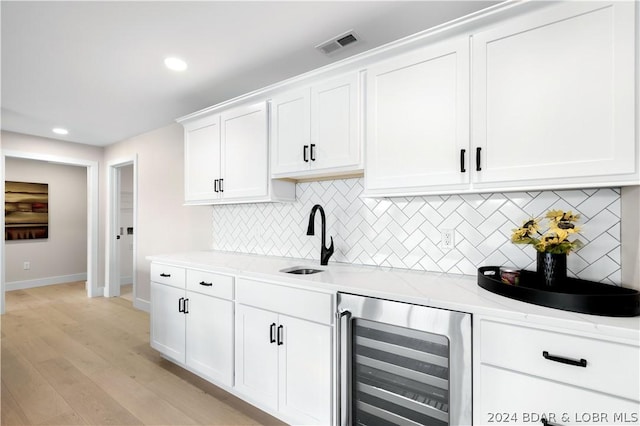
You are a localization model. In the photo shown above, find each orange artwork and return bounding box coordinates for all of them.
[5,181,49,240]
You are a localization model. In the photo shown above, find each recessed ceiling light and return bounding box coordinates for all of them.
[52,127,69,135]
[164,57,187,72]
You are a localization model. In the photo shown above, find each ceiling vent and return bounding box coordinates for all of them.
[316,31,359,55]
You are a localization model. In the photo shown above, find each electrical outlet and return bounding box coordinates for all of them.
[441,229,455,249]
[23,261,30,270]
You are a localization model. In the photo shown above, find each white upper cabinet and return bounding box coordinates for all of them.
[471,1,637,190]
[365,1,637,196]
[271,72,362,179]
[270,89,310,175]
[182,101,295,204]
[365,37,470,196]
[184,114,221,202]
[221,103,268,200]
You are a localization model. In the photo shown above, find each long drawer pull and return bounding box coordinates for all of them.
[160,273,171,277]
[199,281,213,287]
[542,351,587,367]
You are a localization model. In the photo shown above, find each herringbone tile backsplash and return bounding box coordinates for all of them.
[212,178,621,284]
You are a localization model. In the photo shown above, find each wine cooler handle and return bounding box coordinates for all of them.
[337,309,352,426]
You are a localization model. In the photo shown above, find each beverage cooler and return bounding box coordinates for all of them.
[337,293,472,425]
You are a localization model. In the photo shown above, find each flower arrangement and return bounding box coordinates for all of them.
[511,210,583,255]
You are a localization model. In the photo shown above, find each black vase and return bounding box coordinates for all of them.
[537,252,567,287]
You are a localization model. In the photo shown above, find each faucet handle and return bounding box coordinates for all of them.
[321,236,334,265]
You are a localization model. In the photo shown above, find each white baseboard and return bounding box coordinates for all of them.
[134,298,150,313]
[120,276,133,286]
[6,273,88,291]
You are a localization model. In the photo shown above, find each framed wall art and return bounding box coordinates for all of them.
[5,181,49,240]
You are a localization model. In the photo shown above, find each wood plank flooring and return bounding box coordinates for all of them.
[1,282,286,426]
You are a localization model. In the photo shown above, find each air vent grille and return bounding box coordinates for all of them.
[316,30,359,55]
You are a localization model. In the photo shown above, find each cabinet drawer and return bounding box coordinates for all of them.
[478,364,640,426]
[236,278,334,325]
[150,263,185,288]
[480,320,640,401]
[186,269,234,300]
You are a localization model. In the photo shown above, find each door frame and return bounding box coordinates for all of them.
[105,156,138,302]
[1,150,100,315]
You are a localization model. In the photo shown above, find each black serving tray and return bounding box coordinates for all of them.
[478,266,640,317]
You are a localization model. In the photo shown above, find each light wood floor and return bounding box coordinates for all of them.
[1,282,286,426]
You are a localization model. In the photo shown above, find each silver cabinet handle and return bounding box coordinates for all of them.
[337,309,352,426]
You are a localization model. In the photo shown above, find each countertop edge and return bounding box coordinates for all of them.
[147,251,640,343]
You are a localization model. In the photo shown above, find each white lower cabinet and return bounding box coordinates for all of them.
[185,292,233,386]
[234,278,334,425]
[150,264,234,388]
[474,316,640,426]
[150,281,186,362]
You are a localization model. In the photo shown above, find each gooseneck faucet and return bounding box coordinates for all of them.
[307,204,334,266]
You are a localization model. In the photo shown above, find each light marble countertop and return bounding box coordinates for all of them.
[147,250,640,342]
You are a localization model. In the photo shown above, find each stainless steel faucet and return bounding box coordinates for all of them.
[306,204,334,266]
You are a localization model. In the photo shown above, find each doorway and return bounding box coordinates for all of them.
[1,150,100,315]
[105,157,137,305]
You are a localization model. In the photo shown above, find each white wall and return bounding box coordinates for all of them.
[5,158,87,287]
[104,123,212,304]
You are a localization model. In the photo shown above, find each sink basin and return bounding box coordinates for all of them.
[478,266,640,317]
[280,266,324,275]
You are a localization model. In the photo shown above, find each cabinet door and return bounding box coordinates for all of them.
[311,73,361,172]
[278,315,332,425]
[221,102,269,200]
[477,364,639,426]
[365,37,470,194]
[185,292,234,387]
[271,88,311,175]
[472,1,636,187]
[150,282,185,363]
[184,115,221,202]
[235,304,279,410]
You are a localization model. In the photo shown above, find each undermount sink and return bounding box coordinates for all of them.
[280,266,324,275]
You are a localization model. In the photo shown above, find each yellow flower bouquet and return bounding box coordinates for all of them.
[511,210,583,255]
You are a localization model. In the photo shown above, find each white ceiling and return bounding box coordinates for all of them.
[1,1,499,146]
